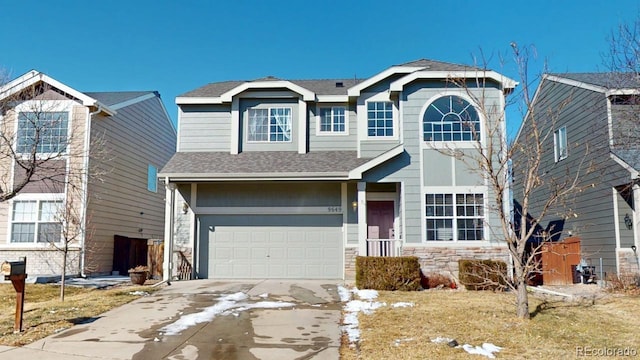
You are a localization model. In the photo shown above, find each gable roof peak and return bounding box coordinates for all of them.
[395,58,483,71]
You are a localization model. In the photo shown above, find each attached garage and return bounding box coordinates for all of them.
[198,214,343,279]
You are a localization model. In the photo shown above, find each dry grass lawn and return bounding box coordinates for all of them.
[340,290,640,359]
[0,283,158,346]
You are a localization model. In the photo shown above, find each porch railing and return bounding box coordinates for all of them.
[366,239,402,257]
[173,250,193,280]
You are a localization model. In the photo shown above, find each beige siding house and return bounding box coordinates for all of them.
[0,70,176,277]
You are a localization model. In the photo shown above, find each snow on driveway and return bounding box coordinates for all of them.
[160,292,295,336]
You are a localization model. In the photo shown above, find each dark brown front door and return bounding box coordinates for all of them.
[367,201,394,239]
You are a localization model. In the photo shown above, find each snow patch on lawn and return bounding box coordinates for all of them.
[461,343,502,359]
[391,302,414,308]
[160,292,295,336]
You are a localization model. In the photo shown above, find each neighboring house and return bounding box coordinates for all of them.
[0,70,176,277]
[160,59,517,281]
[512,73,640,279]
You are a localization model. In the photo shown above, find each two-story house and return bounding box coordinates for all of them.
[513,73,640,279]
[0,70,176,277]
[160,59,517,281]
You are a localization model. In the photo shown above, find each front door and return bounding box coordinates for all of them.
[367,201,395,256]
[367,201,394,239]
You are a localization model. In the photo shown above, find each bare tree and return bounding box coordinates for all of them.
[432,45,590,319]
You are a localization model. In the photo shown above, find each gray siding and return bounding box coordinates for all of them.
[308,103,357,151]
[87,96,176,274]
[179,104,231,152]
[423,150,452,185]
[196,182,341,207]
[240,98,298,152]
[513,79,630,275]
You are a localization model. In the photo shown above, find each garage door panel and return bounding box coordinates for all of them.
[200,214,342,279]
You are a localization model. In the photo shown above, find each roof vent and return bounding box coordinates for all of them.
[335,81,344,88]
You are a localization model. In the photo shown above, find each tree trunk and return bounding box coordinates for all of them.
[60,249,67,302]
[516,278,530,319]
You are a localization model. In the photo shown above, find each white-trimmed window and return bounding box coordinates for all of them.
[425,193,484,241]
[248,107,292,142]
[367,101,394,137]
[318,106,346,134]
[17,111,69,154]
[554,126,567,162]
[10,199,63,243]
[423,95,480,141]
[147,164,158,192]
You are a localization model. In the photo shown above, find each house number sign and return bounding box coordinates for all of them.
[327,206,342,213]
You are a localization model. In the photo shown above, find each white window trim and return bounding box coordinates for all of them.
[246,106,293,143]
[357,92,399,141]
[421,186,490,244]
[13,100,74,158]
[554,126,568,162]
[315,105,349,136]
[5,193,65,247]
[418,91,486,150]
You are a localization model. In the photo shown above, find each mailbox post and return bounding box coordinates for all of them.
[1,257,27,333]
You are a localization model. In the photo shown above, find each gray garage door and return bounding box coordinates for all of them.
[199,214,343,279]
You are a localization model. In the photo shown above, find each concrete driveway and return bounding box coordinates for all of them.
[0,280,345,360]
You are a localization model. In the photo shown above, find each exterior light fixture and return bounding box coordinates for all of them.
[351,200,358,211]
[624,213,633,230]
[182,202,189,214]
[632,245,637,254]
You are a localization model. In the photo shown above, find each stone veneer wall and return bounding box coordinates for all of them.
[344,247,359,280]
[0,249,81,277]
[618,249,640,276]
[403,246,511,280]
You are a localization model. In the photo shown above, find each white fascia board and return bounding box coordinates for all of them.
[348,144,404,179]
[347,66,425,97]
[545,75,607,94]
[606,89,640,96]
[159,173,350,182]
[610,152,640,178]
[316,95,349,102]
[176,96,223,105]
[0,70,115,115]
[390,70,518,92]
[220,80,315,102]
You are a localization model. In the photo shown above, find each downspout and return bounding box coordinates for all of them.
[79,104,102,277]
[163,178,175,283]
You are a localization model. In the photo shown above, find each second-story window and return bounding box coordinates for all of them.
[248,107,292,142]
[423,95,480,142]
[17,112,69,154]
[319,107,346,133]
[554,126,568,162]
[367,101,394,137]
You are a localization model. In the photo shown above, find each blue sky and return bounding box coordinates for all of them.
[1,1,638,137]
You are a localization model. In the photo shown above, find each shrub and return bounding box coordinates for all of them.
[606,273,640,294]
[421,272,456,289]
[458,259,507,291]
[355,256,421,291]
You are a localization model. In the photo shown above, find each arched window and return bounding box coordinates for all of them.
[423,95,480,141]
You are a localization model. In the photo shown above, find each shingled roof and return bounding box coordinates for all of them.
[178,58,485,98]
[85,91,156,106]
[552,72,640,90]
[159,151,372,179]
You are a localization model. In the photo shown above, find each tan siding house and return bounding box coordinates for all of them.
[0,71,176,277]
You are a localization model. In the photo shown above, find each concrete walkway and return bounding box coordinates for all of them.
[0,279,345,359]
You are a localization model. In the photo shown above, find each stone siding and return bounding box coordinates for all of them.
[344,247,359,280]
[403,246,510,280]
[618,249,640,276]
